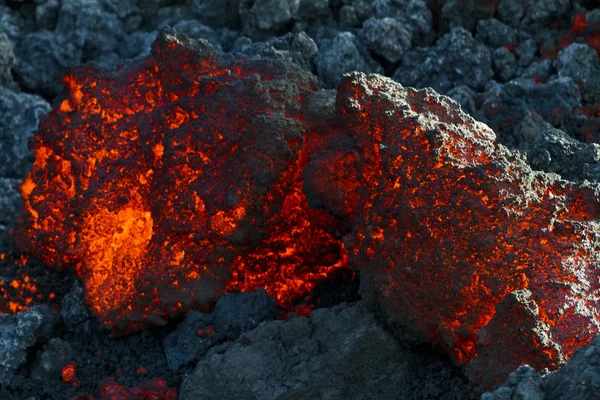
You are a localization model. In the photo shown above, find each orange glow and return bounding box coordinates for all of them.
[16,30,348,332]
[335,73,600,389]
[61,363,77,383]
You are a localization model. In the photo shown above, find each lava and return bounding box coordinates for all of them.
[335,73,600,390]
[16,30,348,332]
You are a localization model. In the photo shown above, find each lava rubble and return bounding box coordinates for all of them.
[10,29,600,392]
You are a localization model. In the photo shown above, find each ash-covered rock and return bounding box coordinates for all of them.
[0,305,59,386]
[393,27,492,94]
[179,301,475,400]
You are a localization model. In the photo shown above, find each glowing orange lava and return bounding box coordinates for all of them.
[16,30,348,332]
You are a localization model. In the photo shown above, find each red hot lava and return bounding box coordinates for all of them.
[14,30,600,390]
[16,30,348,332]
[335,73,600,389]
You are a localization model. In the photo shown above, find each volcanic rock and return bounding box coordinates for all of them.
[481,365,545,400]
[556,43,600,104]
[164,289,276,371]
[30,338,75,382]
[179,301,475,400]
[393,27,493,94]
[480,76,581,142]
[333,72,600,390]
[0,305,59,386]
[0,88,51,179]
[476,19,518,49]
[316,31,383,88]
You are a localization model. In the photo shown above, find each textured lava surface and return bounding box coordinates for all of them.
[335,73,600,390]
[15,29,600,390]
[16,30,348,332]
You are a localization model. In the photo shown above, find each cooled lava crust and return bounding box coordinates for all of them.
[15,30,600,389]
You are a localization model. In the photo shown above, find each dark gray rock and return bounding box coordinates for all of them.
[233,32,318,71]
[0,306,59,386]
[0,179,22,227]
[556,43,600,104]
[339,5,361,27]
[212,288,276,337]
[524,0,571,25]
[34,0,61,30]
[481,365,545,400]
[447,85,477,116]
[359,17,412,63]
[190,0,240,28]
[164,289,276,371]
[0,5,32,42]
[480,77,581,140]
[492,47,517,82]
[60,281,92,334]
[544,336,600,399]
[476,19,518,48]
[0,33,17,90]
[515,38,538,67]
[393,27,492,94]
[441,0,496,31]
[316,31,383,88]
[171,20,223,51]
[520,59,552,82]
[30,338,75,382]
[240,0,299,40]
[371,0,433,45]
[136,0,161,18]
[56,0,128,60]
[497,0,525,27]
[14,30,82,95]
[164,311,213,371]
[179,301,475,400]
[0,88,50,178]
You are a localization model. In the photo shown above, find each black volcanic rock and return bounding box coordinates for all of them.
[179,302,475,400]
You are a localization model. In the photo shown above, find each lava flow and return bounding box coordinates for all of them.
[16,30,349,332]
[335,73,600,390]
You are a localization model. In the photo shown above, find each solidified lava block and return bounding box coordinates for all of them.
[334,73,600,390]
[16,30,348,332]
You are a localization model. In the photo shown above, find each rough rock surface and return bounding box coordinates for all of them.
[480,77,581,142]
[16,30,347,332]
[393,27,492,94]
[485,336,600,399]
[164,289,276,371]
[179,301,475,400]
[0,88,51,179]
[0,306,59,386]
[331,73,600,390]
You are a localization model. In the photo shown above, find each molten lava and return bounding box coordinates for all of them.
[16,30,348,332]
[16,30,600,390]
[335,73,600,390]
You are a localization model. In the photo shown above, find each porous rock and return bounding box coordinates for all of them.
[316,31,382,87]
[556,43,600,104]
[0,88,51,178]
[332,72,600,390]
[179,302,475,400]
[30,338,75,382]
[0,306,59,386]
[393,27,492,94]
[164,289,276,371]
